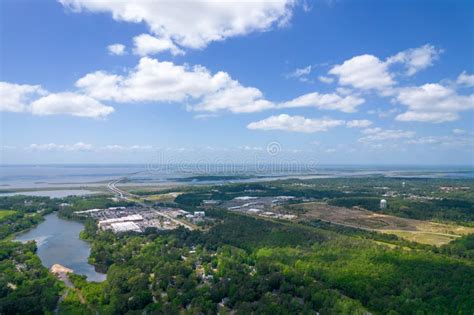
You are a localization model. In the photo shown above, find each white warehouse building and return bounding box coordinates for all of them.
[110,222,141,233]
[98,214,143,228]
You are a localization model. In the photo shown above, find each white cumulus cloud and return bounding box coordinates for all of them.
[386,44,441,76]
[329,54,395,91]
[346,119,372,128]
[107,43,126,55]
[394,83,474,123]
[1,82,113,119]
[27,143,154,152]
[406,134,473,148]
[30,92,114,118]
[318,76,334,84]
[133,34,184,56]
[76,57,230,103]
[395,111,459,123]
[457,71,474,87]
[28,142,93,152]
[76,57,272,113]
[452,128,466,135]
[279,92,365,113]
[100,144,154,151]
[76,57,373,114]
[195,84,274,113]
[0,82,46,112]
[327,44,441,93]
[286,65,312,82]
[247,114,345,133]
[59,0,297,49]
[359,127,415,143]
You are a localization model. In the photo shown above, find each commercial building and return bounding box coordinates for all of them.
[98,214,143,229]
[75,206,182,233]
[110,222,142,233]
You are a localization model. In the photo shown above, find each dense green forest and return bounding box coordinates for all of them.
[0,196,59,239]
[328,196,474,223]
[60,209,474,314]
[439,234,474,260]
[1,177,474,314]
[0,241,62,314]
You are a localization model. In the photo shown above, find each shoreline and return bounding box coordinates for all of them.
[12,212,107,282]
[3,169,474,196]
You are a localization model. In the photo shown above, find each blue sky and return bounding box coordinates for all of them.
[0,0,473,165]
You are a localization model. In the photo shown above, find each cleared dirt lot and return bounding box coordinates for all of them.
[143,192,182,202]
[284,202,474,246]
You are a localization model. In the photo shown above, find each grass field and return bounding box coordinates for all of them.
[0,210,17,220]
[381,230,459,246]
[143,192,182,202]
[284,202,474,246]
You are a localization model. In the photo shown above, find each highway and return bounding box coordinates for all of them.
[106,177,194,230]
[107,178,125,199]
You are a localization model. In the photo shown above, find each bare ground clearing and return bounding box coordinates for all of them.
[283,202,474,246]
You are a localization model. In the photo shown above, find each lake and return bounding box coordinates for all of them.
[14,213,106,282]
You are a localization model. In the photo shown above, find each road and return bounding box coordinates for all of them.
[107,178,125,199]
[107,177,194,230]
[54,272,87,313]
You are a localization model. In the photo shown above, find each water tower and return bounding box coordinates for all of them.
[380,199,387,209]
